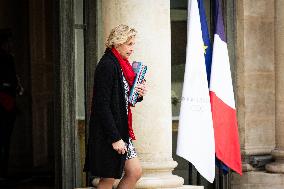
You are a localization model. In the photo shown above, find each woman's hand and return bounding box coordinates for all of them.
[135,80,147,97]
[112,139,127,154]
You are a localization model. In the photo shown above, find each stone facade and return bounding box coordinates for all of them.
[232,0,284,188]
[236,0,275,157]
[265,0,284,175]
[96,0,284,188]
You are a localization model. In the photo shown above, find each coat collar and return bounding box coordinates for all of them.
[104,48,120,66]
[104,48,126,93]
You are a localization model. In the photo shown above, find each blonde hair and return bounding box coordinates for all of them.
[105,24,137,48]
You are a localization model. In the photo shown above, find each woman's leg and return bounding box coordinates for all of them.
[97,178,115,189]
[117,157,142,189]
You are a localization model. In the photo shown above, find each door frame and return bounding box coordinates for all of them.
[84,0,98,185]
[53,0,77,188]
[53,0,98,188]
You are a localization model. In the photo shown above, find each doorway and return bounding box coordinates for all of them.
[0,0,55,188]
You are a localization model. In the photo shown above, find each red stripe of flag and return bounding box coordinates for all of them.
[210,91,242,175]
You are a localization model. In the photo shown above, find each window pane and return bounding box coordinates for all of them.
[171,0,187,9]
[171,21,186,118]
[74,0,83,24]
[75,29,85,119]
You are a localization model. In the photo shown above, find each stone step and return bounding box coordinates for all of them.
[161,186,204,189]
[75,185,204,189]
[175,185,204,189]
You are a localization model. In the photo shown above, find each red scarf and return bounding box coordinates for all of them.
[111,48,136,140]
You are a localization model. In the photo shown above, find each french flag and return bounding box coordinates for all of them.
[209,0,242,175]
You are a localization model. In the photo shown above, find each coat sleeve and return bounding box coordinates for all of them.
[93,61,122,144]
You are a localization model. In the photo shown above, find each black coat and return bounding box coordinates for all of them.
[84,49,132,179]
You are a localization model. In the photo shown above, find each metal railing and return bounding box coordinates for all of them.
[188,163,230,189]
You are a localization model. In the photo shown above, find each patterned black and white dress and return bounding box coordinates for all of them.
[121,71,137,160]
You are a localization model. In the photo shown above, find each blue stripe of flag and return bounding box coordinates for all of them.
[198,0,229,175]
[214,0,226,42]
[197,0,212,85]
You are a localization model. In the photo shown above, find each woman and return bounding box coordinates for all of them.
[84,24,147,189]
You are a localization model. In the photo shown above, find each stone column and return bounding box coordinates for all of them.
[234,0,276,171]
[232,0,284,188]
[99,0,199,188]
[266,0,284,173]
